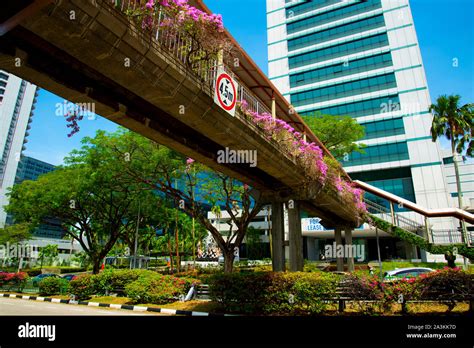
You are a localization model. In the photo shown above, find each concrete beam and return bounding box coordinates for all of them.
[288,200,303,272]
[344,227,354,272]
[335,227,344,272]
[271,202,285,272]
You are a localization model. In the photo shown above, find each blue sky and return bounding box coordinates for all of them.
[25,0,474,165]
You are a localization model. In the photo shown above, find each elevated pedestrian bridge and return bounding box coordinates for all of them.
[0,0,363,231]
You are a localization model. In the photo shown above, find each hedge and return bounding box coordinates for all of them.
[125,273,199,304]
[68,269,199,303]
[39,277,69,296]
[208,272,341,315]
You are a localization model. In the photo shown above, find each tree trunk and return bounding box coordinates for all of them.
[92,256,101,274]
[223,249,235,273]
[451,139,464,211]
[175,212,180,272]
[451,139,469,268]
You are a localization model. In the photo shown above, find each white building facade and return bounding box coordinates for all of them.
[266,0,457,262]
[0,71,38,227]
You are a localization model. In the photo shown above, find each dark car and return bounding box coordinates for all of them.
[32,273,61,286]
[61,274,77,281]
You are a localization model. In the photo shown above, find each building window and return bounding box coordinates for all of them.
[291,73,397,106]
[350,167,416,211]
[343,141,409,166]
[301,94,400,118]
[443,156,454,165]
[287,1,382,35]
[288,14,385,51]
[360,117,405,140]
[286,0,340,18]
[290,52,393,87]
[289,33,389,68]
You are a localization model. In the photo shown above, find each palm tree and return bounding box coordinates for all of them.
[429,94,474,248]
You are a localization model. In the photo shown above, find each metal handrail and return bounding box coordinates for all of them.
[111,0,271,117]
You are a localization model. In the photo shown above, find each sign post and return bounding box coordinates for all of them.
[214,67,238,117]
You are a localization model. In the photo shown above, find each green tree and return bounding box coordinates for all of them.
[39,244,58,268]
[0,223,32,245]
[6,155,152,274]
[92,129,264,273]
[302,113,366,159]
[0,223,32,270]
[429,95,474,246]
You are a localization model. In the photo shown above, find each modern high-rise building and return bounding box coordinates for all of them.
[0,71,38,228]
[12,156,68,240]
[15,156,56,183]
[267,0,456,261]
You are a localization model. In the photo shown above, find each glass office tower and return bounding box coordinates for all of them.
[267,0,452,218]
[267,0,457,261]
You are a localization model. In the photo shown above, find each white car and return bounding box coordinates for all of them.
[383,267,434,282]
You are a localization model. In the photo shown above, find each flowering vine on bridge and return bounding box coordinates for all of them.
[237,100,367,216]
[120,0,229,69]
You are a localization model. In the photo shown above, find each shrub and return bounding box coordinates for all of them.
[39,277,69,296]
[0,272,29,286]
[417,267,474,300]
[93,269,154,295]
[68,274,96,300]
[125,273,199,304]
[208,272,340,315]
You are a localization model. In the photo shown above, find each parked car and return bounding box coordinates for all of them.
[383,267,434,282]
[32,273,61,286]
[61,274,78,281]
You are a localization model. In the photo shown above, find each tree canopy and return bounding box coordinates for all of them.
[302,113,366,159]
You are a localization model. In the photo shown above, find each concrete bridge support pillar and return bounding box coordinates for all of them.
[288,200,304,272]
[335,227,344,272]
[271,202,285,272]
[344,227,355,272]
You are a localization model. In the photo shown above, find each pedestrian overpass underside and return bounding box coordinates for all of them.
[0,0,363,228]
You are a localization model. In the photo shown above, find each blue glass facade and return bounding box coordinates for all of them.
[287,1,382,35]
[288,15,385,51]
[300,94,400,118]
[290,52,393,87]
[13,156,66,239]
[289,33,390,68]
[344,142,410,167]
[292,73,396,106]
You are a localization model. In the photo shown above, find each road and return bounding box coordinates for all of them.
[0,297,167,316]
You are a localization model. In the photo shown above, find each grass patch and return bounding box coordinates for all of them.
[85,296,220,313]
[137,300,220,312]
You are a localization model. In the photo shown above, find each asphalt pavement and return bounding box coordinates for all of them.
[0,297,167,316]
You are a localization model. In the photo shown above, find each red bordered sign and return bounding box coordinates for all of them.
[214,68,238,116]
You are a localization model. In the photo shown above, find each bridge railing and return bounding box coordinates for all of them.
[111,0,271,115]
[104,0,298,166]
[364,191,472,246]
